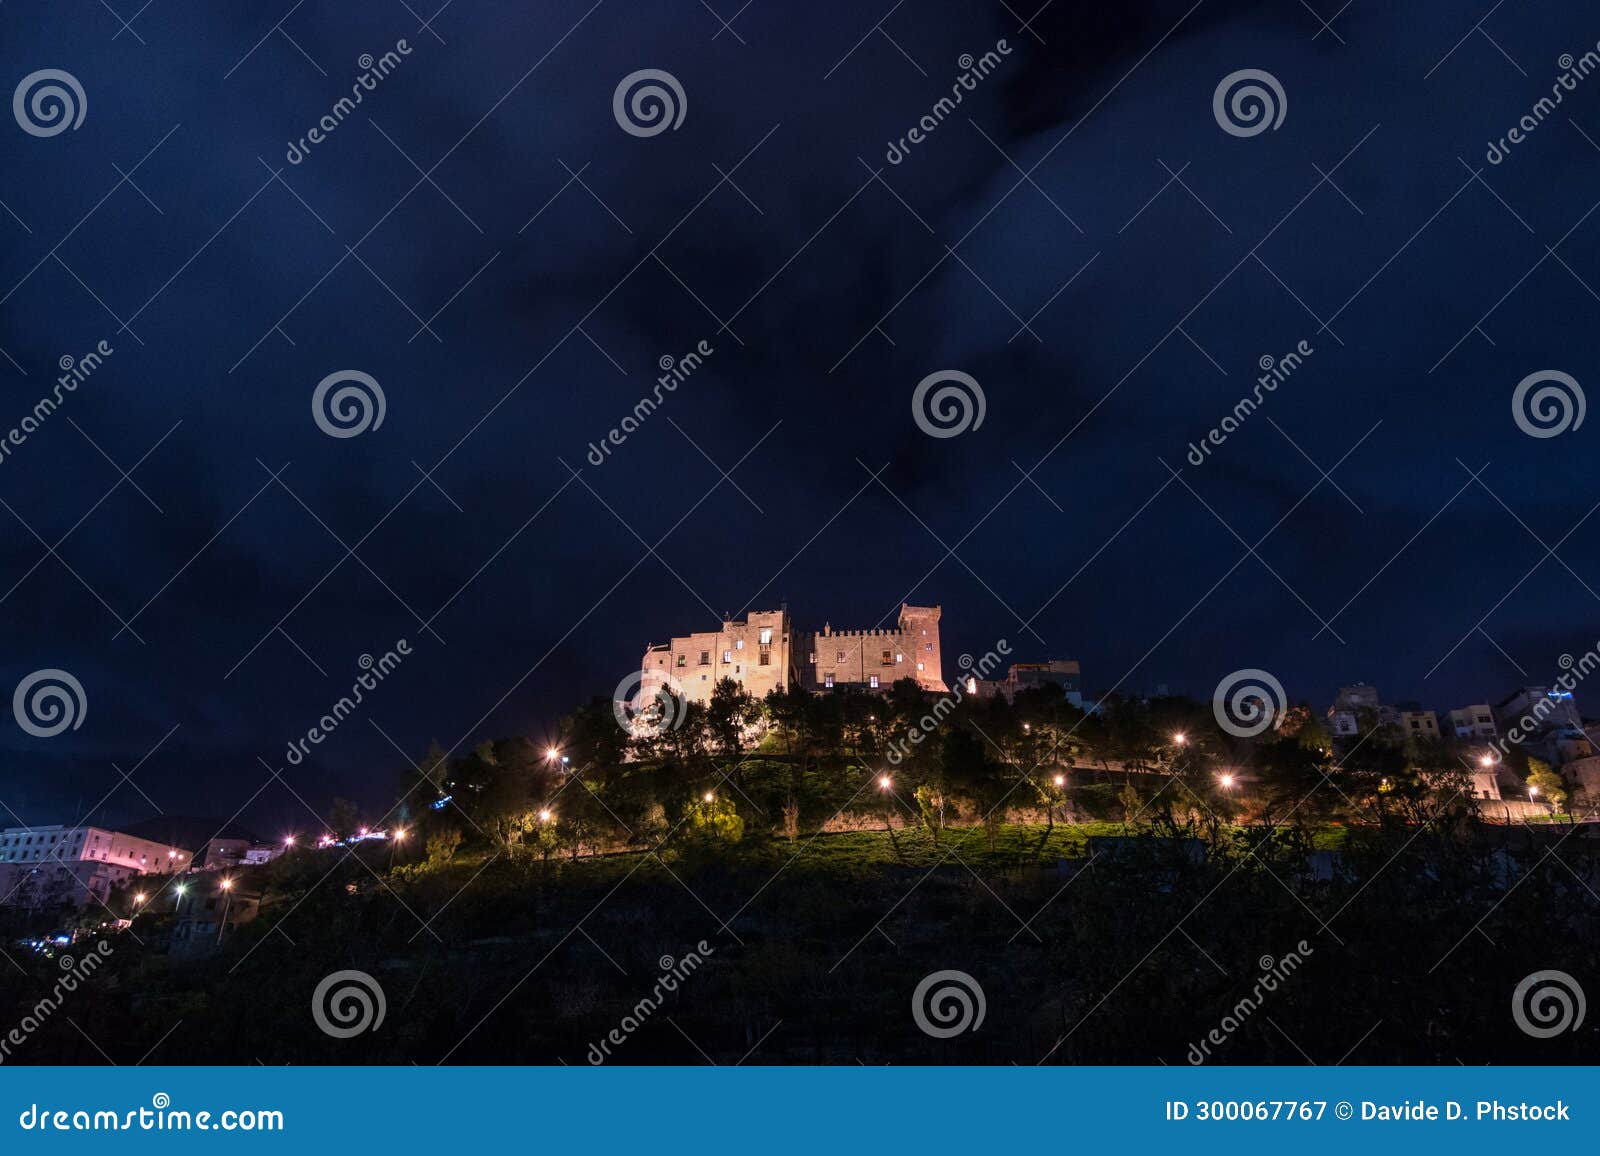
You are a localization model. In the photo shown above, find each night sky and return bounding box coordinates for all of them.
[3,0,1599,832]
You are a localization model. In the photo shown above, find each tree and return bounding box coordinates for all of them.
[706,679,758,765]
[685,793,744,845]
[1526,759,1568,814]
[426,828,462,868]
[560,697,630,774]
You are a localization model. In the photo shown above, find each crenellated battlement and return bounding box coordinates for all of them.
[640,603,948,703]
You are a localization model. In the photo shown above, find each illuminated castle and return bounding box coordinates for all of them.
[640,604,947,707]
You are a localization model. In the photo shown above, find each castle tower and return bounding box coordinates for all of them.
[898,604,946,692]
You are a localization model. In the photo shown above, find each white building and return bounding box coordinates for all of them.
[0,824,192,909]
[1448,705,1498,740]
[1399,710,1440,741]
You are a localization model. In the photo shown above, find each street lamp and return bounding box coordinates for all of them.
[1172,732,1187,746]
[1052,774,1066,788]
[538,808,553,823]
[545,746,561,763]
[878,775,892,791]
[1218,772,1235,790]
[173,883,187,912]
[133,891,146,908]
[217,878,234,945]
[283,835,296,848]
[702,791,715,804]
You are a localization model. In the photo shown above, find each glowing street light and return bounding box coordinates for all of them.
[878,775,892,791]
[283,835,296,848]
[133,891,146,906]
[1172,732,1187,746]
[1218,773,1236,790]
[173,884,187,912]
[1529,785,1540,798]
[545,746,561,763]
[1053,774,1066,788]
[538,808,553,823]
[220,877,234,891]
[702,791,715,803]
[392,827,407,842]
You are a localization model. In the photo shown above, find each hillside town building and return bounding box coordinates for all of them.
[0,824,192,909]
